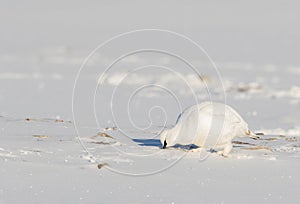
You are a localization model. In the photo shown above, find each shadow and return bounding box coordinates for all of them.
[132,139,162,147]
[132,139,199,150]
[173,144,199,150]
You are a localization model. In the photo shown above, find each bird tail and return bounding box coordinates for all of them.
[245,130,260,140]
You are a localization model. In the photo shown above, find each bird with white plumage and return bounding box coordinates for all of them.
[160,102,258,156]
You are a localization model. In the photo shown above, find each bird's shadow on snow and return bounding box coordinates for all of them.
[132,139,199,150]
[132,139,162,148]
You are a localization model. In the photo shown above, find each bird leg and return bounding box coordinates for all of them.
[217,143,232,157]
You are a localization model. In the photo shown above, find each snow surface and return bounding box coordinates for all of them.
[1,1,300,203]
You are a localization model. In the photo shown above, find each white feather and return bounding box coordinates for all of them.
[160,102,250,155]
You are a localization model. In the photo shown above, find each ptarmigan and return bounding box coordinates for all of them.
[160,102,257,156]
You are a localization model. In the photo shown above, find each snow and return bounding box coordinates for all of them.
[1,1,300,203]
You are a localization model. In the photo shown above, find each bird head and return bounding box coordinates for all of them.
[160,129,177,149]
[160,130,168,149]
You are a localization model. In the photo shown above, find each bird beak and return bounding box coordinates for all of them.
[162,140,167,149]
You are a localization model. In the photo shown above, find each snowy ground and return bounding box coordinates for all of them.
[1,1,300,203]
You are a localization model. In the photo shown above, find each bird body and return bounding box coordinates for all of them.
[160,102,253,156]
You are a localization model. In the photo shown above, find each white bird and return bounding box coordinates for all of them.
[160,102,257,156]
